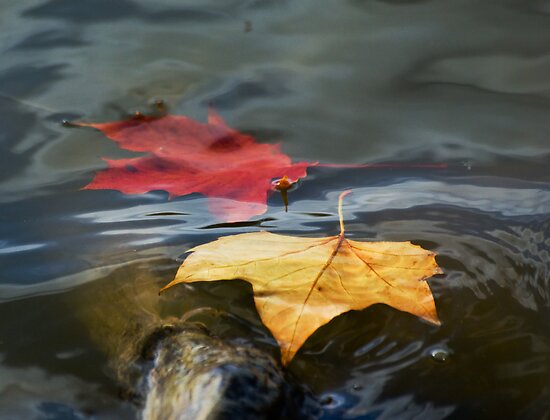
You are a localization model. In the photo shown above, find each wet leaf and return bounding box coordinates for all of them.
[80,109,314,222]
[161,191,443,365]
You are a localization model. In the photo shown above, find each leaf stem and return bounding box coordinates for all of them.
[337,190,352,235]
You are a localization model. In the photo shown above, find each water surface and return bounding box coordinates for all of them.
[1,0,550,418]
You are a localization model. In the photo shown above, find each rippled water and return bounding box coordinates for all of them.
[1,0,550,418]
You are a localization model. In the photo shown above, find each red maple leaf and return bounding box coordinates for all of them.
[81,110,315,222]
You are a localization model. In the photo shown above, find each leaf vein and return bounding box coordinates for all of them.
[197,237,336,270]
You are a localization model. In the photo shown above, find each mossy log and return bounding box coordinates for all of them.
[73,263,318,419]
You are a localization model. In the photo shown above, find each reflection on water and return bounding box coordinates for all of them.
[0,355,132,419]
[1,0,550,418]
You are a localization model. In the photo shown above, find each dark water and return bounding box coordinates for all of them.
[1,0,550,418]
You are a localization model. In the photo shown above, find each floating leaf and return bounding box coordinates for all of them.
[79,109,314,222]
[161,191,443,365]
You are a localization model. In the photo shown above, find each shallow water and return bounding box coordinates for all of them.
[1,0,550,418]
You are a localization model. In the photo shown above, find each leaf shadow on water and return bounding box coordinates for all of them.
[200,217,277,230]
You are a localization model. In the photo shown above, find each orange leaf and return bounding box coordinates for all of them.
[161,191,443,365]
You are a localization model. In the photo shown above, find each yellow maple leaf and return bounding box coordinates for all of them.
[161,191,443,365]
